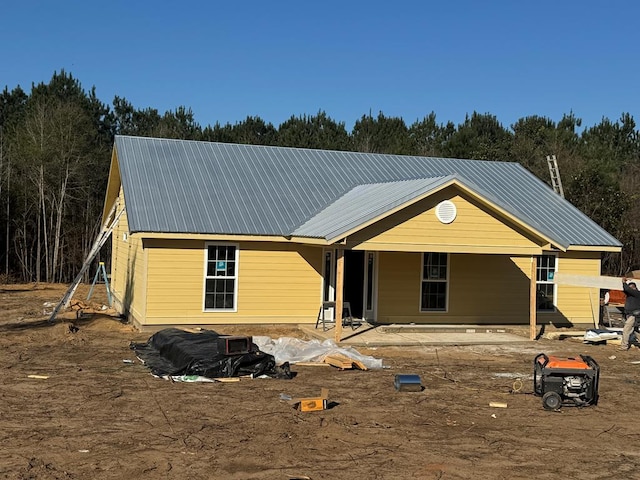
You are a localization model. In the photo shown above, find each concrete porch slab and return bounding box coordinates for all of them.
[299,323,532,347]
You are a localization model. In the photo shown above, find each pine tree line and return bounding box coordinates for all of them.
[1,71,638,282]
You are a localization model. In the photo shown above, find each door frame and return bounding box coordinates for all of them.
[363,251,378,322]
[321,248,378,322]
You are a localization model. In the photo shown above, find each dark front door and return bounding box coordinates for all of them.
[344,250,364,318]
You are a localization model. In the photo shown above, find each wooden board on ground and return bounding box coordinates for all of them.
[179,327,204,334]
[545,331,586,340]
[323,353,368,370]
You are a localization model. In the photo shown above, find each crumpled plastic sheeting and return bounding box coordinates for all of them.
[252,336,383,370]
[130,328,292,379]
[583,328,622,343]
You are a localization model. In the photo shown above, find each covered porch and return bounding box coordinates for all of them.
[323,248,542,343]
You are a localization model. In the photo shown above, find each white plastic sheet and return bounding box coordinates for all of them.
[252,336,383,370]
[583,328,622,343]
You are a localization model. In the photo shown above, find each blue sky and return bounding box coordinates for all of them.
[2,1,639,131]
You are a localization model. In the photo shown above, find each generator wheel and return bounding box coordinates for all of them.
[542,391,562,410]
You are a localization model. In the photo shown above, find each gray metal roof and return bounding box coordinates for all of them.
[292,176,453,241]
[114,135,622,249]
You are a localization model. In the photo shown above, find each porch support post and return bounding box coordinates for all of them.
[530,255,538,340]
[334,248,344,343]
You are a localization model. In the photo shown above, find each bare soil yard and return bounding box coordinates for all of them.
[1,283,640,479]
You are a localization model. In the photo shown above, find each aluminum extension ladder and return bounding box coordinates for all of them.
[47,201,124,323]
[546,154,564,198]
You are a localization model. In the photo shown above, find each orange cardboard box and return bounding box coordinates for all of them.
[290,388,329,412]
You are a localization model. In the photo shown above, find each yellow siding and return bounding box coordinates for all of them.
[376,251,602,327]
[142,240,323,325]
[349,187,543,254]
[377,252,531,324]
[110,187,147,324]
[376,252,421,322]
[108,179,603,328]
[552,251,602,326]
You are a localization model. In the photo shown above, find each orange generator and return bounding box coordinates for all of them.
[533,353,600,410]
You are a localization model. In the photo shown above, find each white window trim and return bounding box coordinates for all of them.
[536,253,558,313]
[203,242,239,312]
[420,252,449,313]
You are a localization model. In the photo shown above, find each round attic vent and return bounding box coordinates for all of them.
[435,200,457,224]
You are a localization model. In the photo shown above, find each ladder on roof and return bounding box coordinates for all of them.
[48,200,124,323]
[546,155,564,198]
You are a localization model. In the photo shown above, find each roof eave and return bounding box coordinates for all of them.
[102,147,122,225]
[566,244,622,253]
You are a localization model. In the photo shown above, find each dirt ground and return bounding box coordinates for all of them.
[1,283,640,480]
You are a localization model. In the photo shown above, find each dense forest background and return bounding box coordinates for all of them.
[1,71,639,283]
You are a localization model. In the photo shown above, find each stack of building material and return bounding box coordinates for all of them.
[322,353,368,370]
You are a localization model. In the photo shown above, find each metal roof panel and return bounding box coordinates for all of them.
[292,177,453,241]
[113,136,622,248]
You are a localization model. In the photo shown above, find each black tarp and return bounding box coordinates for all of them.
[130,328,292,379]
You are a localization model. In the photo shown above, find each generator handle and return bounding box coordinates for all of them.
[533,353,549,396]
[534,352,550,368]
[580,354,599,369]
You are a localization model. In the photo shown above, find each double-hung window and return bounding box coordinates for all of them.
[421,252,448,311]
[204,244,238,311]
[536,254,557,312]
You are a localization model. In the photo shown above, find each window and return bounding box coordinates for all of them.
[204,244,238,310]
[421,252,448,311]
[536,254,557,311]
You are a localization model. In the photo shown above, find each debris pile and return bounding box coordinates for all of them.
[130,328,293,380]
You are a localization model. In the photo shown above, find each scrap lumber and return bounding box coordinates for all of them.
[323,354,351,369]
[213,374,254,382]
[179,327,203,334]
[352,359,367,370]
[545,331,586,340]
[323,353,368,370]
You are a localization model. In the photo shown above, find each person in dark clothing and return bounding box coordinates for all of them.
[599,289,611,328]
[620,278,640,350]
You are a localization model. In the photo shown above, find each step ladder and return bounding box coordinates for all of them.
[48,201,124,323]
[546,155,564,198]
[86,261,112,306]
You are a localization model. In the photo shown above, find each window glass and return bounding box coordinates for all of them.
[421,253,448,311]
[536,254,556,311]
[205,244,237,310]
